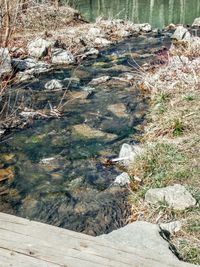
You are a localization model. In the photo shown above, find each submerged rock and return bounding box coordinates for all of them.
[171,26,191,41]
[107,103,128,118]
[0,168,14,182]
[44,79,63,90]
[0,48,12,77]
[89,75,110,85]
[145,184,196,210]
[52,48,75,65]
[73,124,117,140]
[114,172,130,186]
[27,38,52,58]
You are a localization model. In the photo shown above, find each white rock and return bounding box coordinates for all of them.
[0,48,12,77]
[132,23,152,32]
[119,143,142,166]
[20,111,38,118]
[171,26,191,41]
[160,221,182,234]
[94,37,111,46]
[145,184,196,210]
[52,48,75,65]
[84,48,99,58]
[0,129,5,137]
[114,172,130,186]
[192,17,200,27]
[117,30,131,37]
[40,157,56,165]
[44,79,63,90]
[27,38,52,58]
[89,76,110,85]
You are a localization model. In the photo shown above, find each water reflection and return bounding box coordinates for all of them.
[67,0,200,28]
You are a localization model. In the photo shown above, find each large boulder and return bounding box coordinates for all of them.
[0,48,12,78]
[192,17,200,27]
[97,221,178,263]
[27,38,52,58]
[145,184,196,210]
[171,26,191,41]
[51,48,75,65]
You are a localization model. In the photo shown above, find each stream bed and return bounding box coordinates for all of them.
[0,33,171,235]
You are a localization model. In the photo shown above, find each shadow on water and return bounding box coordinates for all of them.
[67,0,200,29]
[0,33,171,235]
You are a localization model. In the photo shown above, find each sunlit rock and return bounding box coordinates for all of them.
[107,103,128,118]
[192,17,200,27]
[89,75,110,85]
[119,143,142,166]
[27,38,53,58]
[171,26,191,41]
[44,79,63,90]
[145,184,196,210]
[114,172,130,186]
[52,48,75,65]
[0,168,14,182]
[73,124,117,140]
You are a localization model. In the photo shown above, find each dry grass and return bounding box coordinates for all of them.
[128,37,200,264]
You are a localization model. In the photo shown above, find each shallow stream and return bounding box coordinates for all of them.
[0,33,171,235]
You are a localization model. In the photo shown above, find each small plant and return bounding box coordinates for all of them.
[183,94,195,101]
[171,118,184,137]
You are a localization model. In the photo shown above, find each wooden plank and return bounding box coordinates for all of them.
[0,213,196,267]
[0,247,60,267]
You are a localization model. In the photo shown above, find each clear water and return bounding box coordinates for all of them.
[0,33,171,235]
[68,0,200,29]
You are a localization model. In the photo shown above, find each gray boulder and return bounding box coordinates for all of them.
[0,48,12,77]
[52,48,75,65]
[27,38,52,58]
[114,172,130,186]
[44,79,63,90]
[171,26,191,41]
[192,17,200,27]
[98,221,177,262]
[145,184,196,210]
[119,143,142,166]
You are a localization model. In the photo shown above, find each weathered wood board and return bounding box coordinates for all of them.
[0,212,197,267]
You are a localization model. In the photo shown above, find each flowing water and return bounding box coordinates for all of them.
[0,33,171,235]
[68,0,200,29]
